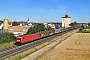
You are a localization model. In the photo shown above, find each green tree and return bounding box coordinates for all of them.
[88,23,90,26]
[0,32,16,44]
[12,21,18,26]
[45,26,52,30]
[27,27,35,34]
[27,24,45,34]
[70,21,77,26]
[34,24,45,32]
[74,21,77,25]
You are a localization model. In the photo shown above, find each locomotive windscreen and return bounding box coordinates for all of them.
[17,38,21,40]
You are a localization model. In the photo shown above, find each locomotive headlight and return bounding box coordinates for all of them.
[17,40,20,41]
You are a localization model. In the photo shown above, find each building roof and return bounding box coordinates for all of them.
[8,26,22,32]
[8,26,29,34]
[62,14,71,18]
[0,21,3,26]
[8,22,12,25]
[0,22,3,26]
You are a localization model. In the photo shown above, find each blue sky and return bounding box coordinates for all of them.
[0,0,90,23]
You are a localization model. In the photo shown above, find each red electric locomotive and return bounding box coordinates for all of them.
[15,33,41,45]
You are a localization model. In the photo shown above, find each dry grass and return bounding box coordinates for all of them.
[0,42,15,50]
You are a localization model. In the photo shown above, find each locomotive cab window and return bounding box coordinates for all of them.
[17,38,21,40]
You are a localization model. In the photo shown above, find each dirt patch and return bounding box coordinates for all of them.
[38,33,90,60]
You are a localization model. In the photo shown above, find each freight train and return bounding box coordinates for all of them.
[15,26,79,45]
[15,29,55,46]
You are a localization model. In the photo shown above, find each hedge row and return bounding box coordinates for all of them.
[0,32,16,44]
[78,26,90,33]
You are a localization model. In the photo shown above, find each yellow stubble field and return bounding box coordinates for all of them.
[38,33,90,60]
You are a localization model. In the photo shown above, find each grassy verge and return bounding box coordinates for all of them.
[0,41,15,50]
[5,30,76,60]
[34,38,64,60]
[35,44,56,60]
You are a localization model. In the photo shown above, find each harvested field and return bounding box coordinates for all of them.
[38,33,90,60]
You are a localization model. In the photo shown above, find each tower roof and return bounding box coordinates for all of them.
[62,14,71,18]
[28,18,29,21]
[4,17,8,20]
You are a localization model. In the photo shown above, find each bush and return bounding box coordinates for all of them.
[83,30,90,33]
[84,29,86,31]
[0,32,16,44]
[78,27,90,33]
[84,26,90,29]
[79,27,83,31]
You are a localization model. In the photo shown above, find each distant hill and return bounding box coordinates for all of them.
[0,20,3,23]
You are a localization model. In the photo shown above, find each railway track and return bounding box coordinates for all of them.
[0,29,76,60]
